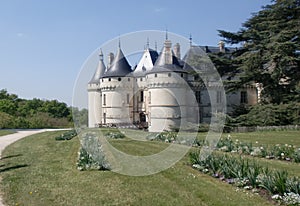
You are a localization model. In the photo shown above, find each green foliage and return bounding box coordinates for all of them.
[0,89,74,128]
[190,151,300,197]
[104,131,125,139]
[55,130,77,141]
[216,0,300,104]
[229,102,300,126]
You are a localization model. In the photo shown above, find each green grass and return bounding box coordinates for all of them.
[227,131,300,147]
[0,130,15,137]
[0,131,273,206]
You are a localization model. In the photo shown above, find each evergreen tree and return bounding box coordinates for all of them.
[217,0,300,104]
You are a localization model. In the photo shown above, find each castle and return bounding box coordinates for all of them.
[87,38,259,132]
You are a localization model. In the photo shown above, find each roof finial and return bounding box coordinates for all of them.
[165,28,168,40]
[146,37,150,49]
[118,36,121,48]
[99,48,103,60]
[189,34,192,47]
[155,41,157,51]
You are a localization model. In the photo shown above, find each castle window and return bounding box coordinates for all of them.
[108,78,111,81]
[240,91,248,104]
[149,91,151,104]
[216,91,222,103]
[103,94,106,106]
[168,73,171,77]
[140,91,144,102]
[195,91,201,103]
[154,73,157,78]
[181,73,184,78]
[118,77,121,81]
[127,94,130,104]
[128,78,130,81]
[102,79,104,82]
[140,78,143,81]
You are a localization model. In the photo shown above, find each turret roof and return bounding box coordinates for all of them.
[89,50,106,84]
[102,48,132,78]
[146,47,185,74]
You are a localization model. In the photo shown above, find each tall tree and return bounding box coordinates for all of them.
[218,0,300,104]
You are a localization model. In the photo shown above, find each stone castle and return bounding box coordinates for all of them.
[87,38,258,132]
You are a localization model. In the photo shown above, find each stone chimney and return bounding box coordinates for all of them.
[107,52,114,68]
[218,41,225,53]
[164,39,172,64]
[173,43,181,59]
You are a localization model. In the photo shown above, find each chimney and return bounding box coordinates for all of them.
[107,52,114,68]
[164,39,172,64]
[173,43,181,59]
[218,41,225,53]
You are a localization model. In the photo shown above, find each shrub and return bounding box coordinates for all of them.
[55,130,77,141]
[104,131,125,139]
[77,133,110,171]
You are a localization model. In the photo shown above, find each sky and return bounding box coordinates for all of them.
[0,0,272,108]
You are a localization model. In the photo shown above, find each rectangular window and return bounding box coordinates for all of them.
[127,94,130,104]
[140,91,144,102]
[149,91,151,104]
[195,91,201,103]
[216,91,222,103]
[103,113,106,124]
[103,94,106,106]
[240,91,248,104]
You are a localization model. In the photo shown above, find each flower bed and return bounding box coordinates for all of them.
[190,151,300,205]
[195,135,300,163]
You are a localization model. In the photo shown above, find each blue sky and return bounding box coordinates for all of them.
[0,0,271,107]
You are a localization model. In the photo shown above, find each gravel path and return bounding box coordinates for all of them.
[0,129,70,206]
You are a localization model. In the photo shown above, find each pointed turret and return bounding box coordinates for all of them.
[89,49,106,84]
[102,48,132,77]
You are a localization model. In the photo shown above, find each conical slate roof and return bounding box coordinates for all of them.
[89,50,106,84]
[102,48,132,78]
[147,46,184,74]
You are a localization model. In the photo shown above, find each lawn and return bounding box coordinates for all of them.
[0,130,274,206]
[0,130,15,137]
[225,130,300,147]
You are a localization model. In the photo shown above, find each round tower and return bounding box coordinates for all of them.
[146,40,191,132]
[100,47,133,126]
[87,49,106,128]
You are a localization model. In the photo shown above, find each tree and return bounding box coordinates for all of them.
[217,0,300,104]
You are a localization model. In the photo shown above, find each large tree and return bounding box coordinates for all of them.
[218,0,300,104]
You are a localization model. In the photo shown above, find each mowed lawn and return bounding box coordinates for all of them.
[0,131,276,206]
[225,130,300,147]
[0,130,15,137]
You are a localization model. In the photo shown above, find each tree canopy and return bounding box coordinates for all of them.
[217,0,300,104]
[0,89,77,129]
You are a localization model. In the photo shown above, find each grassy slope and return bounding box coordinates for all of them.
[0,131,273,206]
[0,130,14,137]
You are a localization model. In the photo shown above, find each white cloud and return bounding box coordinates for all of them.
[154,8,165,13]
[17,33,24,37]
